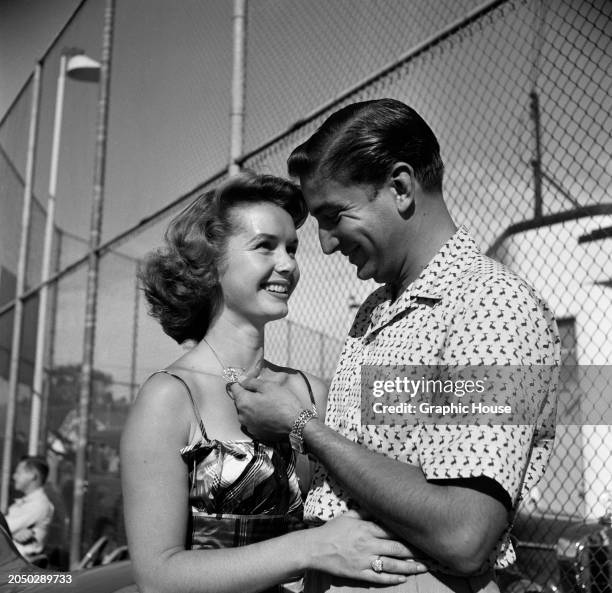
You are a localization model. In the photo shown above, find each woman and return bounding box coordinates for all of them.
[121,173,424,593]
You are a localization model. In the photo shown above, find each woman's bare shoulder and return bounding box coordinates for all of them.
[138,369,191,404]
[138,346,212,402]
[125,368,197,437]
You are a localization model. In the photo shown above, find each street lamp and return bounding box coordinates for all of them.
[65,54,102,82]
[28,51,101,458]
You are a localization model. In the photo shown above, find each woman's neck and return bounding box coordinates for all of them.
[201,316,264,374]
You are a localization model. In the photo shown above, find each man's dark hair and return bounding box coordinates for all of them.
[19,456,49,485]
[287,98,444,193]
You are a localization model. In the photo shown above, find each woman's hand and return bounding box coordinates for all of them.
[306,510,428,585]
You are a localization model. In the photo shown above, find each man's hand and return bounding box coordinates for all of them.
[229,377,304,441]
[13,528,33,544]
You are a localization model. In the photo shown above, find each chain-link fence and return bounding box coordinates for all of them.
[0,0,610,584]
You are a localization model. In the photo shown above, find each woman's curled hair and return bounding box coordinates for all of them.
[140,172,307,344]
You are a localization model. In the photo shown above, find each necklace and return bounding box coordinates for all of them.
[202,338,248,384]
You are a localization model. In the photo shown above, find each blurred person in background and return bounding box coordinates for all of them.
[121,172,427,593]
[231,99,560,593]
[6,456,54,561]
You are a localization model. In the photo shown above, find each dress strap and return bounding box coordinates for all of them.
[295,370,318,415]
[150,370,209,442]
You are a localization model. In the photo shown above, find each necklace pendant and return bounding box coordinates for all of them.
[222,366,245,383]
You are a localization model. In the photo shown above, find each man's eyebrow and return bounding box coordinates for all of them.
[310,204,339,218]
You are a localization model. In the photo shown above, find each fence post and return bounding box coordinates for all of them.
[530,91,543,220]
[130,261,141,402]
[229,0,247,176]
[69,0,115,568]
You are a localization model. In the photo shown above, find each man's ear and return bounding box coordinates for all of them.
[389,162,415,218]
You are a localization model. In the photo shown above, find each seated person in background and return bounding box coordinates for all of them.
[6,456,54,560]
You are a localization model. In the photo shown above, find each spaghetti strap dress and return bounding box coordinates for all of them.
[153,369,316,592]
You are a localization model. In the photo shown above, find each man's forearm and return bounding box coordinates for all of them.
[302,418,507,574]
[6,508,31,535]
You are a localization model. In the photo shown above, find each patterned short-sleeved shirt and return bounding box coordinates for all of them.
[304,226,560,569]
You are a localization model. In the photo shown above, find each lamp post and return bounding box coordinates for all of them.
[0,51,102,512]
[28,51,101,461]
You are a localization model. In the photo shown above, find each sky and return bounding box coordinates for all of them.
[0,0,83,119]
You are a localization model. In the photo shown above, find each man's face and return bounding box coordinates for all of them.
[301,177,402,284]
[12,461,34,493]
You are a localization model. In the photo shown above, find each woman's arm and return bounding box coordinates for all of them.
[121,374,422,593]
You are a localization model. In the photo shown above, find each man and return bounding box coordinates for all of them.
[231,99,559,591]
[6,456,54,560]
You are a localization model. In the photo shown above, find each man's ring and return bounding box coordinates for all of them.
[371,556,384,573]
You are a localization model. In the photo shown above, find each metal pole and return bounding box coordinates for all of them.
[0,64,42,511]
[129,261,140,402]
[39,228,64,454]
[530,91,543,219]
[28,56,68,461]
[228,0,247,176]
[69,0,115,568]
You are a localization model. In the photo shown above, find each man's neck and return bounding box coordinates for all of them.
[20,483,41,497]
[391,220,457,300]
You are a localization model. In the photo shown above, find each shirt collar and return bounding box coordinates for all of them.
[366,226,480,335]
[408,225,480,300]
[16,486,45,504]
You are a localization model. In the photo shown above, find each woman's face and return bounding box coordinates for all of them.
[218,202,300,325]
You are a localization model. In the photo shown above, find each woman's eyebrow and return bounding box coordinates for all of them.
[246,233,299,247]
[248,232,295,248]
[246,232,275,244]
